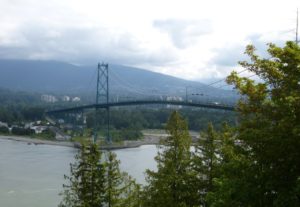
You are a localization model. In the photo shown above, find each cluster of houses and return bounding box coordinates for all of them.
[0,120,49,134]
[0,120,71,141]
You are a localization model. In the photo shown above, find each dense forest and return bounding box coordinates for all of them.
[59,41,300,207]
[86,108,235,131]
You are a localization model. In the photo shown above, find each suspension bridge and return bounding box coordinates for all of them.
[46,63,236,143]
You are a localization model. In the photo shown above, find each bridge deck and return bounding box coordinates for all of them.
[46,100,235,114]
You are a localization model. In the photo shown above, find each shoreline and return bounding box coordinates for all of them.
[0,135,77,148]
[0,135,156,149]
[0,132,199,149]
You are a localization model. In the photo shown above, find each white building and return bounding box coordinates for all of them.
[41,94,57,103]
[62,96,70,102]
[0,121,8,128]
[24,122,34,129]
[166,96,183,109]
[72,97,81,102]
[30,126,48,134]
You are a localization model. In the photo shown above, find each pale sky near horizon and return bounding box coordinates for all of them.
[0,0,299,83]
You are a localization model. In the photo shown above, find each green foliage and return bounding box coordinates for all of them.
[104,152,124,207]
[110,128,143,142]
[85,108,236,132]
[22,106,45,121]
[60,143,141,207]
[143,111,197,207]
[119,174,142,207]
[60,41,300,207]
[37,128,56,140]
[0,88,41,105]
[119,128,143,141]
[82,108,235,142]
[104,151,142,207]
[192,122,221,206]
[11,127,35,136]
[0,126,9,134]
[209,41,300,206]
[0,88,46,123]
[59,143,106,207]
[0,105,45,124]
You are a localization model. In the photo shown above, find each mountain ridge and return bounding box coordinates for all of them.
[0,59,238,103]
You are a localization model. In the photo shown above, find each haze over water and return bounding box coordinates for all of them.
[0,139,157,207]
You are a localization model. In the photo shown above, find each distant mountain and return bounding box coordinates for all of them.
[0,59,238,103]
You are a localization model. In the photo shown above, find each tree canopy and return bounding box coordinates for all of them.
[142,111,198,207]
[59,143,140,207]
[209,41,300,206]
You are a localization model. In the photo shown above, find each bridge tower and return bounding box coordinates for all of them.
[93,62,110,143]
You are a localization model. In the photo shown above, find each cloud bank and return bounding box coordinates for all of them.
[153,19,213,49]
[0,0,298,81]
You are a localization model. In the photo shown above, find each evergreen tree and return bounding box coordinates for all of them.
[192,122,220,206]
[143,111,197,207]
[209,41,300,206]
[59,143,106,207]
[60,145,141,207]
[104,151,125,207]
[206,123,246,207]
[119,173,142,207]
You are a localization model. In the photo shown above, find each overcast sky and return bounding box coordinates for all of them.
[0,0,299,82]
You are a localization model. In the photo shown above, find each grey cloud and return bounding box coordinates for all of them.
[210,44,247,67]
[247,34,285,57]
[210,34,286,67]
[0,24,178,66]
[153,19,213,49]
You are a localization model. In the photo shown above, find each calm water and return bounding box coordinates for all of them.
[0,139,157,207]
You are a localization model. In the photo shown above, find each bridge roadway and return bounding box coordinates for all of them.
[46,100,235,114]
